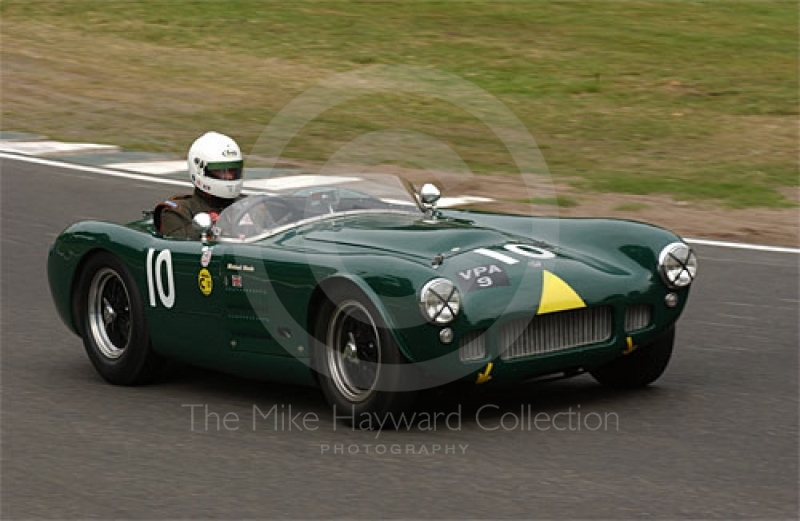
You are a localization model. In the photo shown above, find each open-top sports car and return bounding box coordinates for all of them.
[48,174,697,419]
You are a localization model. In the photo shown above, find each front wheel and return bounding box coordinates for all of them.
[77,252,163,385]
[590,327,675,389]
[312,285,419,425]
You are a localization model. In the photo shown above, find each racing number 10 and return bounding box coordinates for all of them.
[146,248,175,308]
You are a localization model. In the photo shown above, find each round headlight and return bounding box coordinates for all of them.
[658,242,698,288]
[419,278,461,324]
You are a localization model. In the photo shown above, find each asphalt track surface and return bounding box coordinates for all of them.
[2,156,797,519]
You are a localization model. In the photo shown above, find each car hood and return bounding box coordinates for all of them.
[298,212,632,275]
[296,213,657,318]
[299,213,529,260]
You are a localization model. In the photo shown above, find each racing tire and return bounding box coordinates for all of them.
[76,252,163,385]
[312,285,419,426]
[590,326,675,389]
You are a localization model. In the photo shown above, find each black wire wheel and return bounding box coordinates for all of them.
[313,284,420,423]
[326,300,382,403]
[77,252,163,385]
[87,267,132,360]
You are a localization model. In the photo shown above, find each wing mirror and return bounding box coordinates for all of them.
[192,212,214,242]
[419,183,441,217]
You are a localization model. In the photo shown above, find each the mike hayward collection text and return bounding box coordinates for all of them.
[182,403,620,435]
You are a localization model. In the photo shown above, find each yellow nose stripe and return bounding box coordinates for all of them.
[537,270,586,315]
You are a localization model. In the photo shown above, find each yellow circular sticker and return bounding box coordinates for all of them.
[198,268,213,296]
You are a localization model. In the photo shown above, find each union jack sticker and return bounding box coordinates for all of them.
[231,274,243,288]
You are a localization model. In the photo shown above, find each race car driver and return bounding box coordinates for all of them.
[154,131,245,239]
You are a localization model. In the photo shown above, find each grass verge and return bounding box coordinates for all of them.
[1,0,797,208]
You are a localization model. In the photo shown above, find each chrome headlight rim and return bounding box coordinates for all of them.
[419,278,461,325]
[658,242,698,289]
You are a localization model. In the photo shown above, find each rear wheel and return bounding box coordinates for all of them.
[312,285,419,425]
[77,252,163,385]
[590,327,675,389]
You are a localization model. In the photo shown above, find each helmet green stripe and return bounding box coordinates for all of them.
[206,160,244,170]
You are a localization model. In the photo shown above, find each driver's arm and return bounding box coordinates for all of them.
[160,209,198,239]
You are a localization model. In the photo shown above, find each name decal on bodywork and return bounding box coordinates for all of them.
[227,263,254,272]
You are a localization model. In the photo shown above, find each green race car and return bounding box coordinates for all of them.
[48,174,697,420]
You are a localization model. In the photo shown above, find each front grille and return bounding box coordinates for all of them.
[498,306,613,360]
[624,304,652,332]
[459,331,487,362]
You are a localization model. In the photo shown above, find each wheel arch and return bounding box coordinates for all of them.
[49,220,159,338]
[306,275,414,364]
[69,247,114,335]
[66,243,156,338]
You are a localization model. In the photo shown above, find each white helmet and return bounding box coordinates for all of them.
[187,131,244,199]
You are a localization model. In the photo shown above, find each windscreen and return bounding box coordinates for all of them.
[215,173,422,240]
